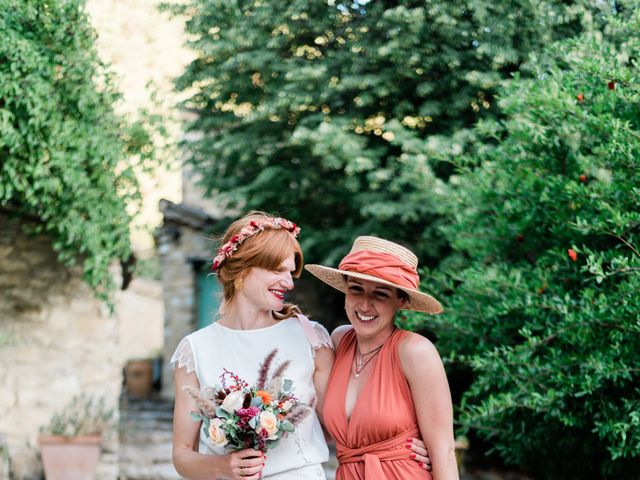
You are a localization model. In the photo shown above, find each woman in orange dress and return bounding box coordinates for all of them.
[306,236,459,480]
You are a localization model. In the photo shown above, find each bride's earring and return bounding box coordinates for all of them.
[234,277,244,291]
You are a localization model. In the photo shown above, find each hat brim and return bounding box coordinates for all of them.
[304,264,443,315]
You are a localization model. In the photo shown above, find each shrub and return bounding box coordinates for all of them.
[410,7,640,478]
[0,0,153,301]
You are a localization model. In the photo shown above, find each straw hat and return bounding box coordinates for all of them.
[305,236,442,314]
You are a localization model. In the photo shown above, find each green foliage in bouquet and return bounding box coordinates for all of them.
[162,0,605,265]
[0,0,155,302]
[40,395,114,438]
[410,6,640,478]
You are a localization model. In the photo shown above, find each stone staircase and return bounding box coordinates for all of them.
[119,395,181,480]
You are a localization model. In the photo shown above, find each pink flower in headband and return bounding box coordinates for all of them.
[211,217,300,271]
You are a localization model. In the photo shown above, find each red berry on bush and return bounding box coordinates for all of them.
[608,81,615,90]
[516,234,525,242]
[567,249,578,262]
[579,174,587,183]
[576,93,584,102]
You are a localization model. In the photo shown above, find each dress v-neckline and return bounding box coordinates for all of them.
[342,329,395,430]
[343,346,375,428]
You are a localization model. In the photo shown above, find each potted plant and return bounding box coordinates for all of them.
[38,395,114,480]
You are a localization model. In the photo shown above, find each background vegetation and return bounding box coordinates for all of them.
[0,0,153,301]
[164,0,612,265]
[417,11,640,477]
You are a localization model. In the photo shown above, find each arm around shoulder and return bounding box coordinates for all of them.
[399,332,459,480]
[313,344,334,421]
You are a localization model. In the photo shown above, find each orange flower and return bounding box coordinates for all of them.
[256,390,272,405]
[567,249,578,262]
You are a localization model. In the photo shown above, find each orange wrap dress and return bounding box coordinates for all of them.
[323,328,432,480]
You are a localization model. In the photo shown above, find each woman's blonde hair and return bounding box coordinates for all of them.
[216,212,303,319]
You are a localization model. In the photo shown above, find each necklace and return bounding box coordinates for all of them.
[354,344,383,378]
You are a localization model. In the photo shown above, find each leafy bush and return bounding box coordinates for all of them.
[0,0,153,301]
[162,0,605,265]
[415,7,640,478]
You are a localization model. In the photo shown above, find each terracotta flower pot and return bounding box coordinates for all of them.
[124,358,154,398]
[39,434,101,480]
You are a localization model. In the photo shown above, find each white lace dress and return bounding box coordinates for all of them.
[170,314,332,479]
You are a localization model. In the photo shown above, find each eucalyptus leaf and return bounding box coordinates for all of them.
[282,379,293,393]
[279,421,295,433]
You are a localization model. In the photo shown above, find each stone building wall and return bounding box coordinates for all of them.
[157,200,216,398]
[0,214,164,479]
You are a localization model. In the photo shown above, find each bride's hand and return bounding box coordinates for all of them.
[406,437,432,471]
[226,449,265,479]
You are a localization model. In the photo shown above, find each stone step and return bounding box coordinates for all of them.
[122,408,174,420]
[118,462,182,480]
[120,417,174,432]
[120,428,173,444]
[121,398,175,412]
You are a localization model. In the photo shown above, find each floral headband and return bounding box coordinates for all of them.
[211,217,301,271]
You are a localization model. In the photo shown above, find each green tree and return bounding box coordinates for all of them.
[0,0,153,301]
[165,0,607,264]
[416,6,640,477]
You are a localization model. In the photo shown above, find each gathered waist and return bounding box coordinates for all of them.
[336,425,421,478]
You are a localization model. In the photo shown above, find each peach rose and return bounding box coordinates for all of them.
[257,411,279,439]
[207,418,229,447]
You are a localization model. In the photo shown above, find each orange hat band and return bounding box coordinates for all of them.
[338,250,419,290]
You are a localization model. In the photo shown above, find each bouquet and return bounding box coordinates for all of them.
[184,349,312,452]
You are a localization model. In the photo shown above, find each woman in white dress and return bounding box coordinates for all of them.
[171,212,431,479]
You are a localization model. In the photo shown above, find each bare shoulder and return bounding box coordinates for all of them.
[398,330,444,374]
[331,324,353,349]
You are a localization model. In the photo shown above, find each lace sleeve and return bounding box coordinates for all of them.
[294,314,334,353]
[311,321,333,350]
[169,337,196,374]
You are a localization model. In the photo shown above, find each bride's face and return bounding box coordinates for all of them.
[239,254,296,311]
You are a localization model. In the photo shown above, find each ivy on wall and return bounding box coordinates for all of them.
[0,0,154,302]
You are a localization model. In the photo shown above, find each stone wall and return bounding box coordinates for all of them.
[117,277,164,362]
[0,214,163,479]
[157,200,216,399]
